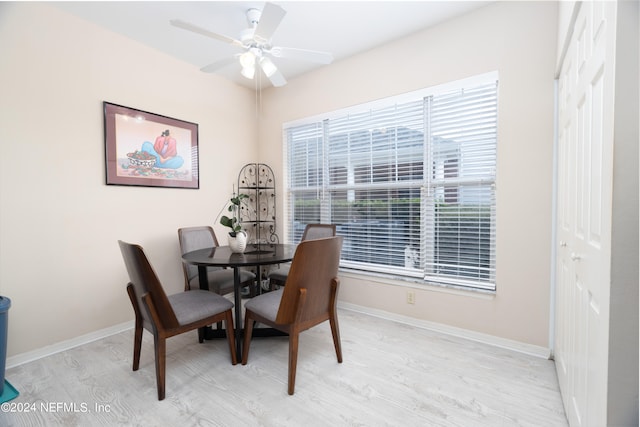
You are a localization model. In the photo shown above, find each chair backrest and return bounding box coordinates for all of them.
[178,226,222,284]
[301,224,337,242]
[276,236,343,325]
[118,240,179,329]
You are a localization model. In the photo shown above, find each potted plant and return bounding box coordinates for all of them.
[220,193,249,253]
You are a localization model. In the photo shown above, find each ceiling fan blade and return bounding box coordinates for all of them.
[266,68,287,87]
[170,19,243,47]
[253,2,286,43]
[270,46,334,64]
[200,56,238,73]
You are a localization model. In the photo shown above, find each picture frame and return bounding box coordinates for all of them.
[104,102,199,189]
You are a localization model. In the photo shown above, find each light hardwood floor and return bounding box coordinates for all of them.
[0,309,568,426]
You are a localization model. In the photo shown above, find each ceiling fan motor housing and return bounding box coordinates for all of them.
[246,8,261,27]
[240,28,255,44]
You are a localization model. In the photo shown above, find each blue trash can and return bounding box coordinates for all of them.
[0,297,11,395]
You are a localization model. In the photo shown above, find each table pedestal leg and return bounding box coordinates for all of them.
[197,266,208,291]
[233,267,242,357]
[194,258,288,352]
[197,266,208,341]
[256,266,262,295]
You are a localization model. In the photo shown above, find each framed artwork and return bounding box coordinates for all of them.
[104,102,199,189]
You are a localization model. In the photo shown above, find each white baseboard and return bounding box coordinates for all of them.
[6,321,134,369]
[338,301,551,359]
[6,304,550,369]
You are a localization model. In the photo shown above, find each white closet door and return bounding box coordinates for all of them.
[555,2,616,426]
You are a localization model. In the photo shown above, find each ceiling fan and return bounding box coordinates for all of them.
[170,2,334,87]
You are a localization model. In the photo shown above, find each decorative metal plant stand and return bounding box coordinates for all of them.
[236,163,279,291]
[237,163,278,245]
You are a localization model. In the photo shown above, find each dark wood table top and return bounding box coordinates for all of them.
[182,243,298,268]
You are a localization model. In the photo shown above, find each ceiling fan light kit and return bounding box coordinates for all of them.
[239,51,256,69]
[259,57,277,77]
[240,64,255,80]
[170,2,333,87]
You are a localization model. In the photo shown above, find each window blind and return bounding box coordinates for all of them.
[286,122,325,242]
[285,73,497,291]
[326,101,424,275]
[424,82,497,289]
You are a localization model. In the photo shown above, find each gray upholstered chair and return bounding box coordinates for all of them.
[178,226,256,296]
[242,236,343,395]
[268,223,336,290]
[118,240,237,401]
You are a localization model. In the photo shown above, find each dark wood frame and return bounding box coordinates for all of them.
[104,102,199,189]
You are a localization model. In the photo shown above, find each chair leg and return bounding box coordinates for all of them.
[225,310,238,365]
[132,322,143,371]
[153,335,166,401]
[241,316,255,365]
[127,284,144,371]
[287,330,300,395]
[249,282,258,298]
[269,278,284,292]
[198,327,204,343]
[329,313,343,363]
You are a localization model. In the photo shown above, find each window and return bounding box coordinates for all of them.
[284,73,497,291]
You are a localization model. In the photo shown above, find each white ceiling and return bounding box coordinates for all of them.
[53,1,492,89]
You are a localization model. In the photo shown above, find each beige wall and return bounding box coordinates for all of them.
[260,1,558,348]
[0,3,257,357]
[0,1,558,360]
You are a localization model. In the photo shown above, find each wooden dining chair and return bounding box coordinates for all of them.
[242,236,344,395]
[178,226,256,296]
[118,240,237,401]
[268,223,337,290]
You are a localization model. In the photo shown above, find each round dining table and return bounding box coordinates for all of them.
[182,243,297,355]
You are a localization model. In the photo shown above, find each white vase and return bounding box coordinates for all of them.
[228,231,247,253]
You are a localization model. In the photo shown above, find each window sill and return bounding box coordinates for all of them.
[338,267,496,300]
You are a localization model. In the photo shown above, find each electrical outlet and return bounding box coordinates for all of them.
[406,290,415,304]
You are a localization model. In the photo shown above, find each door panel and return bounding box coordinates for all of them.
[555,2,615,426]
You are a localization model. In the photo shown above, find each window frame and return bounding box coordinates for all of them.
[283,72,498,292]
